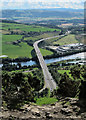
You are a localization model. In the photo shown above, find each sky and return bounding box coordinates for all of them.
[1,0,85,9]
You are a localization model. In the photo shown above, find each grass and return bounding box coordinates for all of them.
[24,32,59,41]
[2,33,53,58]
[58,70,73,79]
[2,34,23,42]
[2,42,33,58]
[2,40,53,58]
[2,22,61,32]
[53,34,78,45]
[2,22,60,58]
[35,97,58,106]
[40,48,53,56]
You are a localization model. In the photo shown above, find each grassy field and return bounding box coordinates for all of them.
[2,22,61,32]
[24,32,59,41]
[58,70,73,79]
[35,97,58,106]
[2,22,57,58]
[2,35,23,42]
[2,34,53,58]
[2,42,33,58]
[53,34,78,45]
[2,41,53,58]
[40,48,53,56]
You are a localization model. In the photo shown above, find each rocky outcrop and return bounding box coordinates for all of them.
[1,97,86,119]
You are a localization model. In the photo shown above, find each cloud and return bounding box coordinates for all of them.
[1,0,85,9]
[1,0,86,3]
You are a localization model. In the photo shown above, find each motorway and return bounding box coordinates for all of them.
[33,32,70,91]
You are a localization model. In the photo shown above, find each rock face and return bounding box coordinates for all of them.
[1,97,86,119]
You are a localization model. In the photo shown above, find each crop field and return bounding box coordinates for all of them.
[2,22,61,32]
[53,34,78,46]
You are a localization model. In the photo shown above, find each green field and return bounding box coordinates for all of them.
[2,35,23,42]
[24,32,59,41]
[40,48,53,56]
[2,42,33,58]
[2,42,53,58]
[2,22,57,58]
[2,34,53,58]
[2,22,61,32]
[53,34,78,45]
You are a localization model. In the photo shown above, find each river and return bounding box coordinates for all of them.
[9,52,86,67]
[0,52,86,68]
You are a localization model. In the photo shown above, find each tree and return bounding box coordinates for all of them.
[27,74,40,91]
[58,73,80,97]
[70,65,81,79]
[79,80,86,100]
[2,72,35,109]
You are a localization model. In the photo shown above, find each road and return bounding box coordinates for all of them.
[33,32,70,91]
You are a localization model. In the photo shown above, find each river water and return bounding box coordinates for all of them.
[0,52,85,68]
[9,52,85,67]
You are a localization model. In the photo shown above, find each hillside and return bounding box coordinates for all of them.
[2,9,83,19]
[1,97,86,119]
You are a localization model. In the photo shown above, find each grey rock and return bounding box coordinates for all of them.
[63,104,68,108]
[45,112,52,119]
[61,108,72,115]
[34,112,41,117]
[53,110,58,114]
[72,106,80,112]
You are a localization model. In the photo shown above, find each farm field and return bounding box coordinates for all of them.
[2,22,59,58]
[2,42,33,58]
[53,34,78,46]
[2,41,53,58]
[2,34,53,58]
[2,35,23,42]
[24,32,59,41]
[2,22,61,32]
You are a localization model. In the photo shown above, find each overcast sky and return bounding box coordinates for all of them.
[1,0,85,9]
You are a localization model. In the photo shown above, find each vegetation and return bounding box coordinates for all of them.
[53,34,78,45]
[2,22,60,32]
[2,22,59,58]
[2,9,83,23]
[2,42,33,58]
[58,70,73,79]
[1,17,86,110]
[35,97,58,106]
[48,63,86,99]
[2,34,23,42]
[2,71,42,109]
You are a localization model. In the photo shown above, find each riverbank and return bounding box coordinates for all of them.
[1,49,86,64]
[1,52,85,67]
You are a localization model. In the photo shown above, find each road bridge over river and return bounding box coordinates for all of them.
[33,32,70,91]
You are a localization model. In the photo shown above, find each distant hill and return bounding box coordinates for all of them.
[2,9,83,19]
